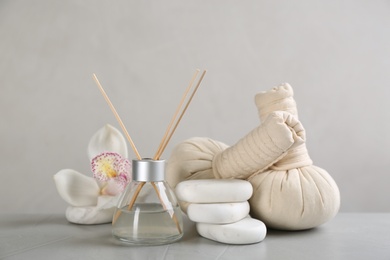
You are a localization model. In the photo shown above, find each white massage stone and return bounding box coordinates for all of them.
[175,179,253,203]
[187,202,250,224]
[196,217,267,244]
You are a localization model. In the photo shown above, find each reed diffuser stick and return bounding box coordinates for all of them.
[112,182,146,224]
[155,70,207,160]
[151,182,182,234]
[93,70,206,237]
[153,69,200,160]
[92,73,142,160]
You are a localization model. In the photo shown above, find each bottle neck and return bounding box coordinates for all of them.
[132,159,165,182]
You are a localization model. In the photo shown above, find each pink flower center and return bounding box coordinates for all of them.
[91,151,131,194]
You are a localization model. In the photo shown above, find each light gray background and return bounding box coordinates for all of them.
[1,0,389,214]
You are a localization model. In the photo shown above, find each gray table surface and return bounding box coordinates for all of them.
[0,213,389,259]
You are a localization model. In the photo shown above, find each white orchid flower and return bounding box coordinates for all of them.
[53,124,131,224]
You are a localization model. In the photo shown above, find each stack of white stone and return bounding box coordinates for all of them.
[175,179,267,244]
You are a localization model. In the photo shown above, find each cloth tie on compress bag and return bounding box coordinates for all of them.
[248,83,340,230]
[212,111,306,179]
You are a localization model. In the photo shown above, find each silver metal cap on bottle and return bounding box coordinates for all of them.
[132,158,165,182]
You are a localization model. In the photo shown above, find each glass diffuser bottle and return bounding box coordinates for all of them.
[112,158,183,245]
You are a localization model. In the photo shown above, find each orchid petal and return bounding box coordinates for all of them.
[88,124,128,161]
[101,176,128,196]
[54,169,100,207]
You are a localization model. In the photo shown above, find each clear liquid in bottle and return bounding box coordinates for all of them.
[112,202,183,245]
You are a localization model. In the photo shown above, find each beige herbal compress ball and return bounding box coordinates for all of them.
[166,83,340,230]
[248,83,340,230]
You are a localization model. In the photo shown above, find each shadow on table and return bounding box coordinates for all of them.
[266,226,322,238]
